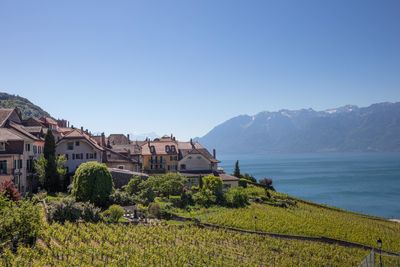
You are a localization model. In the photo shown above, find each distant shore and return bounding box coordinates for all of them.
[389,219,400,223]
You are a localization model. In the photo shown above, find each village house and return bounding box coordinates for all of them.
[55,128,104,175]
[140,135,239,188]
[0,108,44,193]
[141,135,180,173]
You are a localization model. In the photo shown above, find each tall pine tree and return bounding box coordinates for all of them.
[233,160,241,178]
[43,130,59,192]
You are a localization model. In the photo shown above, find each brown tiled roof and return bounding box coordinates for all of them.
[105,148,139,164]
[0,128,24,141]
[23,126,44,134]
[108,134,130,145]
[178,141,219,163]
[0,109,15,127]
[8,122,39,141]
[22,117,44,127]
[59,129,104,151]
[40,117,58,125]
[111,144,142,155]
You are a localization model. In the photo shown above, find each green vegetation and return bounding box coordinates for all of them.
[35,131,67,192]
[0,196,41,250]
[174,201,400,252]
[0,92,51,119]
[1,222,370,266]
[71,162,113,207]
[102,205,124,223]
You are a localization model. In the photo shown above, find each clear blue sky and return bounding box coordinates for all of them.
[1,0,399,140]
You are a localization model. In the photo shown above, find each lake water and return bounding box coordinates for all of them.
[218,153,400,219]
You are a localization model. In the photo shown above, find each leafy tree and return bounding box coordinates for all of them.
[143,173,187,197]
[0,180,21,201]
[71,162,114,207]
[56,155,67,190]
[233,160,241,178]
[259,177,275,190]
[202,175,223,198]
[43,130,59,192]
[193,175,224,206]
[123,176,143,195]
[224,187,249,208]
[35,154,67,192]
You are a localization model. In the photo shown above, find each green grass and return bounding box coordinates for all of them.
[1,222,371,266]
[173,201,400,253]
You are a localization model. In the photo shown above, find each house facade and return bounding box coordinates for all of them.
[0,108,44,193]
[56,129,104,174]
[141,135,180,173]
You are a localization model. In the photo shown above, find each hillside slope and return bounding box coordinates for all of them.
[0,92,51,119]
[200,102,400,153]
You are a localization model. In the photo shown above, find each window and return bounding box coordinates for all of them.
[86,153,89,159]
[0,160,7,174]
[33,145,37,154]
[72,154,75,160]
[65,154,69,160]
[25,144,31,152]
[171,145,176,152]
[67,142,74,150]
[94,152,97,159]
[167,165,170,170]
[150,146,155,153]
[180,164,186,170]
[0,142,5,151]
[75,141,80,146]
[118,165,124,169]
[165,145,170,153]
[90,153,94,159]
[18,160,22,169]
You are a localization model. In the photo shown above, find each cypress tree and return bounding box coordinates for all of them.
[233,160,241,178]
[43,130,59,192]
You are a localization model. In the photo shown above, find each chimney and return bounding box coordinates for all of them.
[148,140,151,147]
[80,126,83,132]
[67,121,70,128]
[127,134,130,142]
[190,138,195,149]
[101,132,106,147]
[213,149,216,159]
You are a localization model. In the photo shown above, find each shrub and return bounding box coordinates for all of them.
[110,189,135,206]
[225,187,249,208]
[123,176,142,195]
[239,178,249,188]
[148,202,172,219]
[71,162,114,207]
[102,204,124,223]
[145,173,187,197]
[47,198,101,223]
[259,177,275,190]
[0,180,21,201]
[241,173,257,183]
[0,196,41,249]
[193,189,217,207]
[202,175,223,203]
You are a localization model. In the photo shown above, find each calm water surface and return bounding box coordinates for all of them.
[219,153,400,218]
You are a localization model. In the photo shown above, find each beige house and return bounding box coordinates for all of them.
[0,108,44,193]
[56,129,104,174]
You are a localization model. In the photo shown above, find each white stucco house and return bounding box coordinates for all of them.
[56,129,104,174]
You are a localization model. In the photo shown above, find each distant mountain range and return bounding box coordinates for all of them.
[0,92,51,119]
[199,102,400,154]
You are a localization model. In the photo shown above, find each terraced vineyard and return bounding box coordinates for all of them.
[1,222,369,266]
[175,202,400,252]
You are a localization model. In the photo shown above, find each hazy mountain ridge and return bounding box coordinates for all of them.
[0,92,51,119]
[200,102,400,154]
